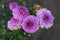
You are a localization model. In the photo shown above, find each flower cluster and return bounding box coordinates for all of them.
[7,2,54,33]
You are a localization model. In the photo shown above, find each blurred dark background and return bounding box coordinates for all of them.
[0,0,60,40]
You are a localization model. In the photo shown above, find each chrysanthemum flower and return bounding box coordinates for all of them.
[36,8,54,29]
[7,17,21,30]
[9,2,18,10]
[22,15,39,33]
[12,6,29,21]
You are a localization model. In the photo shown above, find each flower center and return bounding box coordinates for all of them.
[43,15,48,20]
[19,11,23,15]
[27,21,34,27]
[19,8,24,15]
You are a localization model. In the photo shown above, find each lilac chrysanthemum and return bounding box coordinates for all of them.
[7,17,21,30]
[36,8,54,29]
[22,15,39,33]
[9,2,18,10]
[12,6,29,21]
